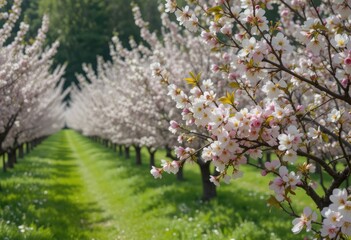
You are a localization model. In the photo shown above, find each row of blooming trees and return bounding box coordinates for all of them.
[67,0,350,239]
[0,0,66,171]
[66,4,227,199]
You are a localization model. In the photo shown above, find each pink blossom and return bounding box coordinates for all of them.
[292,207,317,234]
[169,120,180,134]
[209,175,220,186]
[265,160,281,171]
[150,166,162,179]
[165,0,177,13]
[320,224,338,238]
[344,57,351,65]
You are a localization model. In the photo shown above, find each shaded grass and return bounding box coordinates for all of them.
[0,130,317,239]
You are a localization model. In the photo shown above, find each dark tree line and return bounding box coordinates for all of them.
[13,0,162,97]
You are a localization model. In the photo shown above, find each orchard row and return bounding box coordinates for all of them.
[0,0,66,170]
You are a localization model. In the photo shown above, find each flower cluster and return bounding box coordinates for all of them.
[292,189,351,239]
[320,189,351,238]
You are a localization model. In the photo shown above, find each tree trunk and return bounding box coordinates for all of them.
[19,144,24,159]
[13,148,17,164]
[258,157,263,168]
[7,151,14,169]
[119,145,123,156]
[26,142,30,154]
[176,166,184,181]
[316,163,325,188]
[198,159,216,201]
[125,146,130,159]
[134,145,142,165]
[147,148,156,168]
[266,151,271,162]
[213,168,220,177]
[2,154,6,172]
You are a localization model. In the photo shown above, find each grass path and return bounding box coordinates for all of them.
[0,130,314,240]
[0,130,113,239]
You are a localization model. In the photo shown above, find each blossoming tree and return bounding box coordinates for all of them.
[149,0,351,238]
[0,0,66,169]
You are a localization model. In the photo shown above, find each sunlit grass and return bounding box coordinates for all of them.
[0,130,317,239]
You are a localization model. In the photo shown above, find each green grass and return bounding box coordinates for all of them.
[0,130,317,239]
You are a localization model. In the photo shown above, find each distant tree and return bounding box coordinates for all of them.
[36,0,111,94]
[22,0,42,39]
[20,0,162,97]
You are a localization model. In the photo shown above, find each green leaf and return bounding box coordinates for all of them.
[219,91,235,105]
[229,82,240,89]
[184,72,201,86]
[207,6,222,14]
[214,13,223,22]
[265,116,274,125]
[184,77,197,86]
